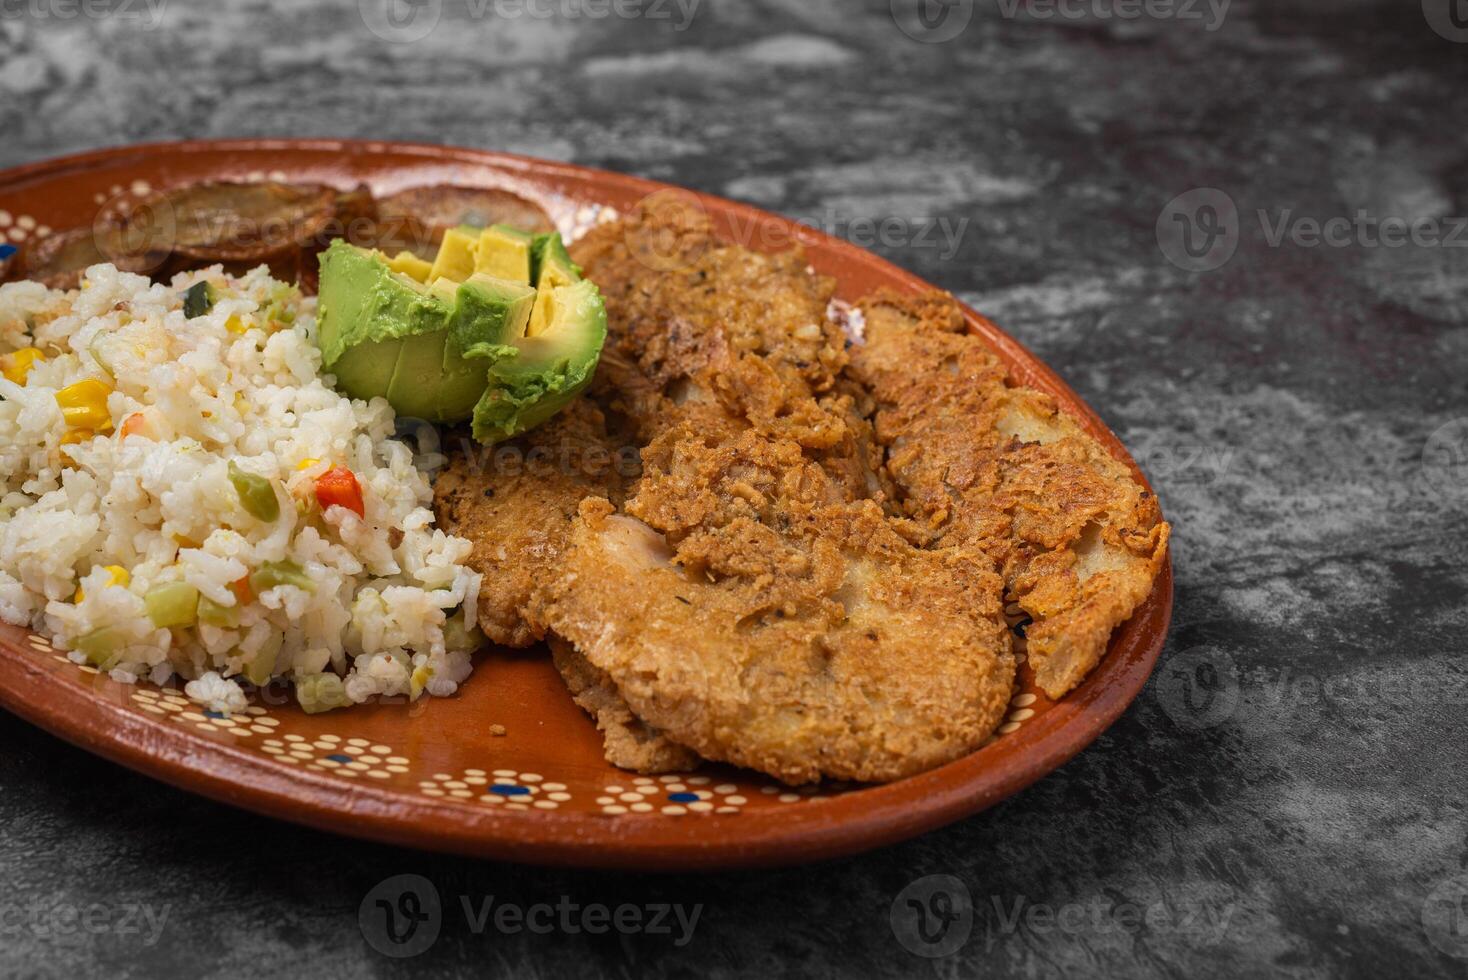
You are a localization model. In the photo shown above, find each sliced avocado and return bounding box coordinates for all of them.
[317,241,454,368]
[384,328,449,421]
[386,250,432,283]
[435,276,535,419]
[451,273,535,360]
[472,279,607,443]
[428,227,478,284]
[329,335,404,402]
[530,231,578,283]
[527,232,579,337]
[473,224,532,283]
[317,232,605,436]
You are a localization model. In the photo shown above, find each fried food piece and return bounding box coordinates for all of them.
[431,397,700,774]
[154,181,339,263]
[432,399,635,647]
[848,290,1171,699]
[375,185,553,257]
[572,196,893,501]
[549,637,700,774]
[552,490,1013,785]
[541,204,1015,784]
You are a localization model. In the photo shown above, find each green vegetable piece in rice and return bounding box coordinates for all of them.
[296,672,351,714]
[181,281,216,319]
[145,582,200,629]
[250,559,313,595]
[73,626,124,669]
[443,609,484,653]
[227,461,280,522]
[243,634,281,687]
[196,594,239,628]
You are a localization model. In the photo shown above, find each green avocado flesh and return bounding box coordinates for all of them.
[472,278,607,443]
[317,232,604,439]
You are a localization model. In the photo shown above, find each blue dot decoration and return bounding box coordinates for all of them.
[668,792,699,803]
[326,754,353,763]
[491,784,531,796]
[0,244,16,259]
[204,710,225,719]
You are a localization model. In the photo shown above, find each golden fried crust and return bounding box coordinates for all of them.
[571,198,844,413]
[547,205,1016,784]
[549,637,701,774]
[849,289,1170,699]
[431,400,634,647]
[552,497,1014,785]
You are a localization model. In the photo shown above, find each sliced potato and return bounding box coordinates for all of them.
[16,225,167,291]
[152,181,337,263]
[330,182,380,247]
[374,185,553,258]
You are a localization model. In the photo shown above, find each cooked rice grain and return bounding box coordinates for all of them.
[0,264,481,712]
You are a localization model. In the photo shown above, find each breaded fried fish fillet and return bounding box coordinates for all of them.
[552,490,1013,785]
[543,203,1014,784]
[434,400,699,773]
[549,636,700,773]
[848,290,1170,699]
[432,398,634,648]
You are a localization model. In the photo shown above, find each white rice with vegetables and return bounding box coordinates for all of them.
[0,263,482,714]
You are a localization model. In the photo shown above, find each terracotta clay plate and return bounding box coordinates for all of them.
[0,140,1173,870]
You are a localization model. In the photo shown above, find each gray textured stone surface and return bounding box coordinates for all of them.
[2,1,1466,977]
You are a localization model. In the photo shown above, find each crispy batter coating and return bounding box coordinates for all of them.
[549,636,700,774]
[552,496,1013,785]
[848,290,1171,698]
[571,195,886,499]
[545,202,1014,784]
[434,197,1165,782]
[432,399,635,647]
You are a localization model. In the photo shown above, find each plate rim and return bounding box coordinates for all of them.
[0,138,1174,870]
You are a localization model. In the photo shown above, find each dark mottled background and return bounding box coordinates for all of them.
[2,0,1466,977]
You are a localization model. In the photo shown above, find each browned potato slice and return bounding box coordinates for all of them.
[329,182,381,247]
[374,185,553,257]
[15,224,168,291]
[154,181,337,263]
